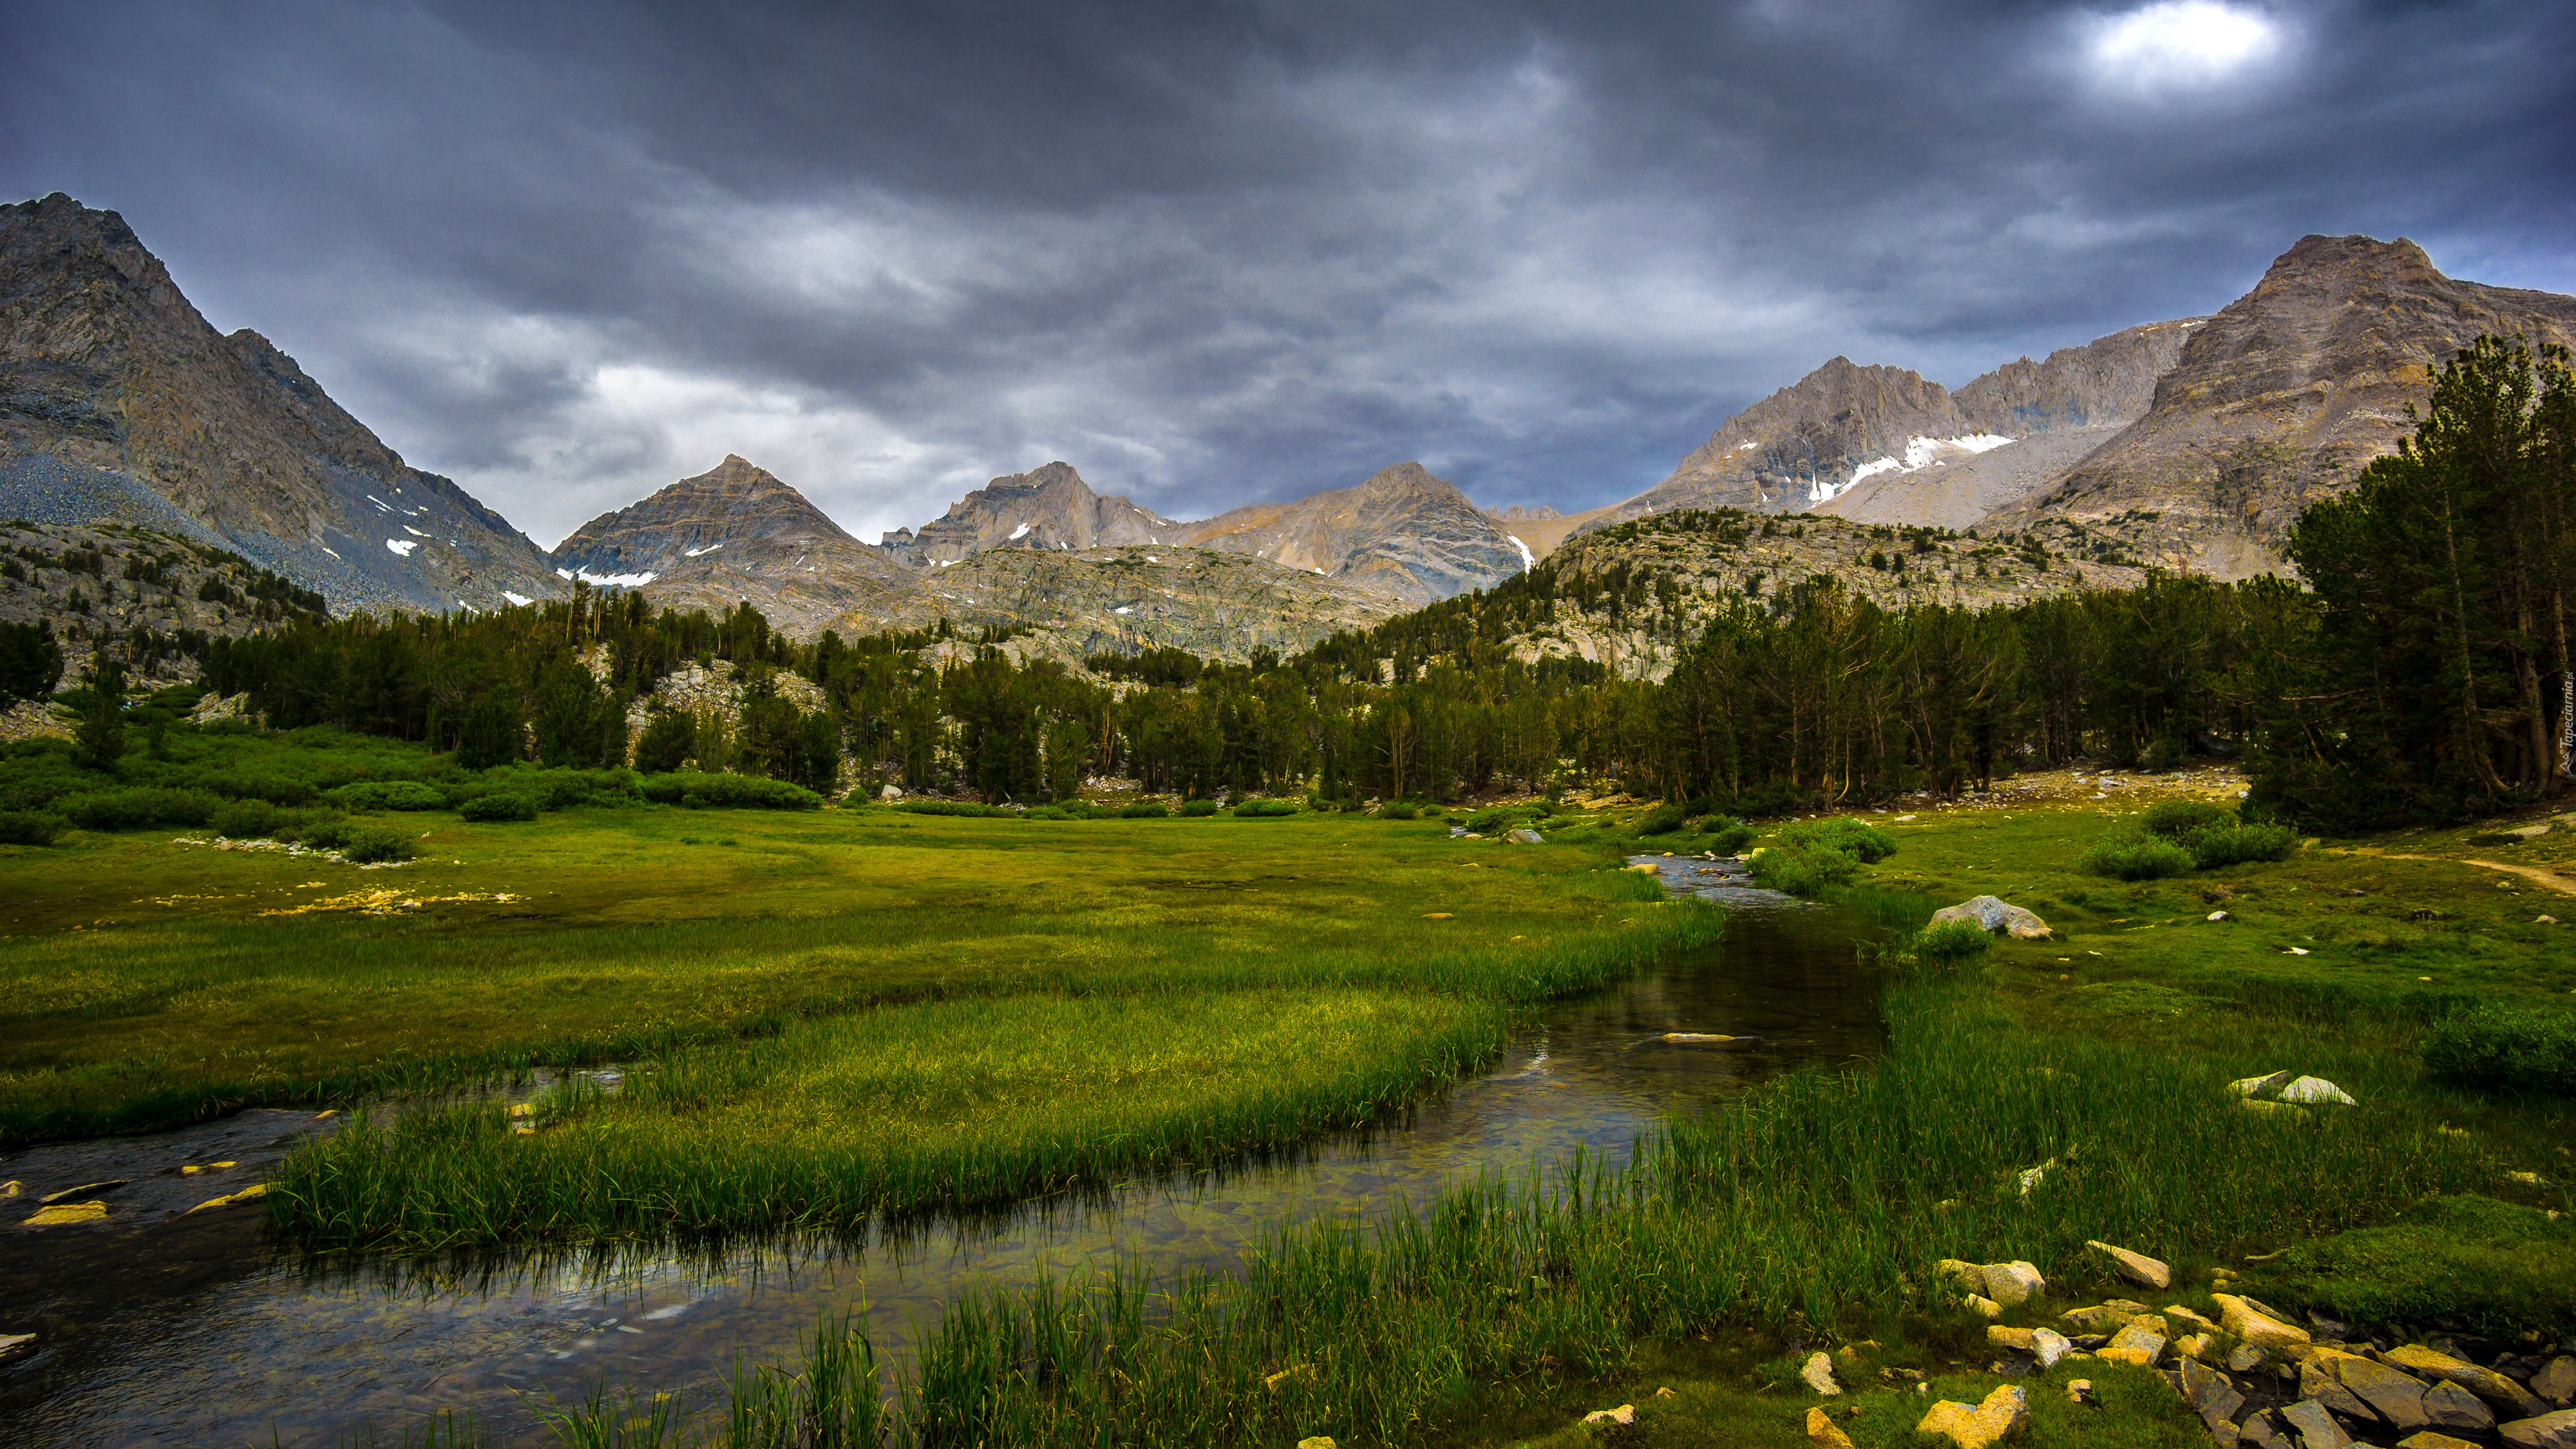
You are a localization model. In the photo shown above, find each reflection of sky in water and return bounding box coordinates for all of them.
[3,902,1879,1448]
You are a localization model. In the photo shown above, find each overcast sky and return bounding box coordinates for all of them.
[6,0,2571,547]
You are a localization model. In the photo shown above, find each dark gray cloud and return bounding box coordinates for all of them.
[5,0,2570,545]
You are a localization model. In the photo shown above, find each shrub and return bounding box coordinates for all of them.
[341,829,416,865]
[54,786,222,831]
[202,772,317,806]
[459,793,540,822]
[1119,801,1169,819]
[0,810,64,846]
[639,773,823,811]
[325,781,448,812]
[286,817,362,849]
[1232,799,1298,818]
[1636,804,1687,837]
[1378,802,1419,820]
[1912,918,1994,963]
[2183,821,2298,869]
[1179,799,1220,817]
[1775,817,1899,863]
[888,798,1010,818]
[2266,1195,2576,1335]
[210,799,285,838]
[1020,805,1071,820]
[2077,833,2196,880]
[1705,822,1757,855]
[1747,844,1858,895]
[2423,1003,2576,1095]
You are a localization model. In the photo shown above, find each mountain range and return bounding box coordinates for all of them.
[6,189,2573,659]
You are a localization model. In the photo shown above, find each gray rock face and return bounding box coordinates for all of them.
[1173,461,1529,606]
[1930,895,2054,940]
[882,461,1170,565]
[0,192,561,615]
[1624,319,2200,522]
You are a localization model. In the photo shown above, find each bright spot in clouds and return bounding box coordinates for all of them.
[2086,0,2283,92]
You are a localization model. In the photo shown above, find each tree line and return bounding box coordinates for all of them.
[138,336,2576,826]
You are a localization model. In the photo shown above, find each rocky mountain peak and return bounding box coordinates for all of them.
[551,455,858,585]
[0,191,560,613]
[1984,232,2576,575]
[882,460,1168,565]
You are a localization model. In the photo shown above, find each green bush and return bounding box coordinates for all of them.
[1911,918,1994,963]
[1019,805,1071,820]
[2181,821,2298,869]
[1178,799,1220,817]
[459,792,540,822]
[210,799,287,838]
[1774,817,1899,863]
[1636,804,1687,837]
[55,786,222,831]
[1119,801,1169,819]
[1378,802,1419,820]
[887,798,1010,818]
[1232,799,1298,818]
[286,816,362,849]
[2078,833,2197,880]
[325,780,448,812]
[2422,1003,2576,1095]
[639,773,823,811]
[341,829,417,864]
[202,772,317,806]
[1705,822,1757,855]
[0,810,64,846]
[1746,844,1858,895]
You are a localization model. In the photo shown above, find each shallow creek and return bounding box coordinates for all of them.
[3,860,1883,1446]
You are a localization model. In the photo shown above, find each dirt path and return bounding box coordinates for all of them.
[2334,846,2576,897]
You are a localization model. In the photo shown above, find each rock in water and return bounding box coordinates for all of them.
[2085,1240,2171,1289]
[21,1202,107,1226]
[1915,1385,2031,1448]
[1929,895,2054,939]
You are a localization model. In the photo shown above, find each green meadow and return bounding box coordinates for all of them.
[0,776,1715,1242]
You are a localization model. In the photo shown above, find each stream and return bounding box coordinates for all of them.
[1,859,1884,1446]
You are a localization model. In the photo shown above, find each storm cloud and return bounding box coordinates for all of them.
[5,0,2569,546]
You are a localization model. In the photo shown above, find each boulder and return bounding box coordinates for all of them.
[2215,1294,2312,1352]
[2299,1359,2378,1423]
[2182,1358,2248,1437]
[2240,1410,2291,1449]
[2423,1379,2496,1432]
[2100,1325,2169,1367]
[2087,1240,2171,1289]
[2065,1379,2097,1406]
[1504,828,1543,844]
[2228,1343,2269,1373]
[2396,1434,2486,1449]
[2535,1358,2576,1408]
[2278,1076,2358,1106]
[1964,1294,2003,1319]
[2175,1332,2215,1361]
[2278,1398,2352,1449]
[2386,1345,2552,1418]
[1930,895,2054,939]
[1916,1385,2030,1448]
[1296,1439,1336,1449]
[2333,1356,2432,1432]
[2229,1071,2296,1098]
[1801,1351,1841,1397]
[1982,1261,2047,1307]
[1805,1406,1855,1449]
[2501,1410,2576,1448]
[1581,1404,1636,1426]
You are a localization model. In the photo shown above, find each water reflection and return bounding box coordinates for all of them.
[3,898,1879,1447]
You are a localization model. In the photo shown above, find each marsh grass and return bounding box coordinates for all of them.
[513,972,2539,1449]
